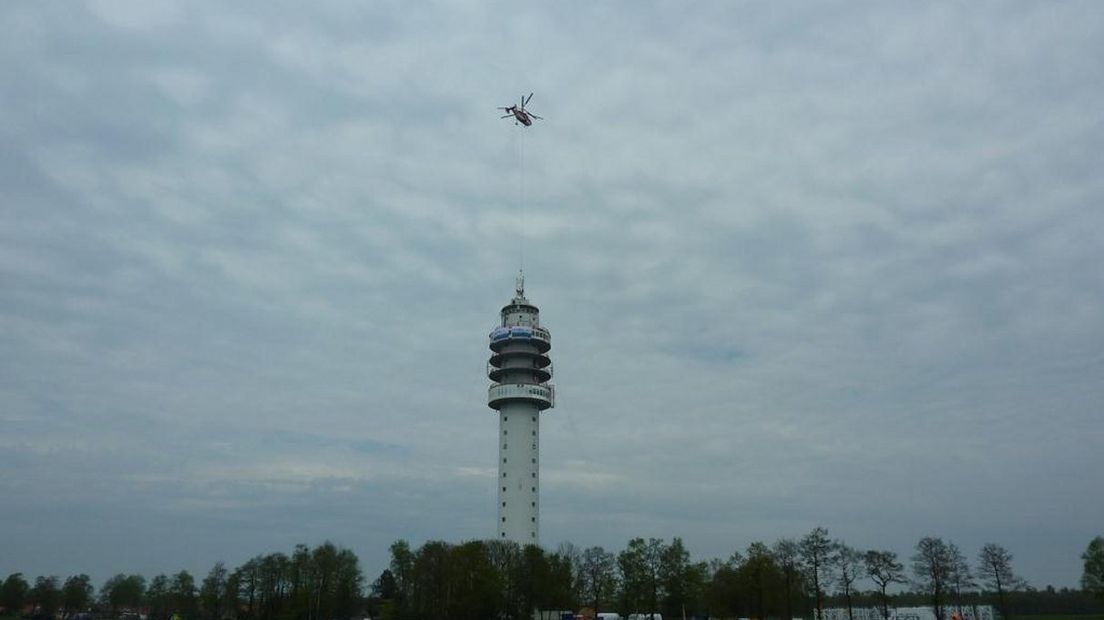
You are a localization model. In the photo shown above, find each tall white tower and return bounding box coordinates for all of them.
[487,271,554,544]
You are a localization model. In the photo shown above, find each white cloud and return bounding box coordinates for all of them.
[85,0,183,31]
[1,0,1102,589]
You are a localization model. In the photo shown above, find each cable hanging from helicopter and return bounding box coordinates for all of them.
[497,93,541,273]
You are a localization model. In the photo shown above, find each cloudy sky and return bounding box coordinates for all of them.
[2,0,1102,590]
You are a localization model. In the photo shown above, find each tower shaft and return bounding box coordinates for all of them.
[497,403,540,542]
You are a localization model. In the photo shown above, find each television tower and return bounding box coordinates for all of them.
[487,270,554,544]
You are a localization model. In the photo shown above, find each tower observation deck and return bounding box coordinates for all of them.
[487,271,553,544]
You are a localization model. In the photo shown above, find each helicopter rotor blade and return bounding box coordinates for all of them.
[524,92,534,106]
[500,114,513,119]
[528,113,543,120]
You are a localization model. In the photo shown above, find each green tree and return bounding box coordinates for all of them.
[800,527,834,620]
[100,574,146,614]
[682,561,710,619]
[170,571,199,620]
[61,574,94,616]
[1082,536,1104,601]
[618,538,664,618]
[618,539,644,617]
[371,570,398,601]
[410,540,450,620]
[256,553,288,620]
[704,555,743,619]
[444,541,500,620]
[31,576,61,616]
[330,545,364,620]
[1,573,30,615]
[538,545,578,614]
[514,542,550,619]
[659,538,697,620]
[222,570,241,620]
[773,539,803,620]
[224,543,362,620]
[233,559,260,620]
[302,542,363,620]
[388,540,415,620]
[912,537,954,620]
[368,569,397,620]
[864,550,905,620]
[287,545,311,620]
[147,575,172,620]
[738,542,782,620]
[309,545,337,620]
[200,563,228,620]
[485,540,523,618]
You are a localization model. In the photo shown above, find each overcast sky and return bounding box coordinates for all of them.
[2,0,1102,591]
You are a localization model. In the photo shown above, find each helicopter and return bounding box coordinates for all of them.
[499,92,543,126]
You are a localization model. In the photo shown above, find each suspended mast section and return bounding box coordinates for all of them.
[487,271,554,544]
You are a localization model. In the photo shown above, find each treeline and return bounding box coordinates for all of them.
[0,542,362,620]
[823,585,1103,616]
[3,532,1103,620]
[368,531,1102,620]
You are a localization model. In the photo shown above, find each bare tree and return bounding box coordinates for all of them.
[834,545,864,620]
[865,550,906,620]
[800,527,835,620]
[977,544,1022,620]
[947,544,974,618]
[912,537,954,620]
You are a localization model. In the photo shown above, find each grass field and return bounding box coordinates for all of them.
[1016,615,1104,620]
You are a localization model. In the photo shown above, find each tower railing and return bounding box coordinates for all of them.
[489,326,551,346]
[487,361,553,377]
[488,383,555,409]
